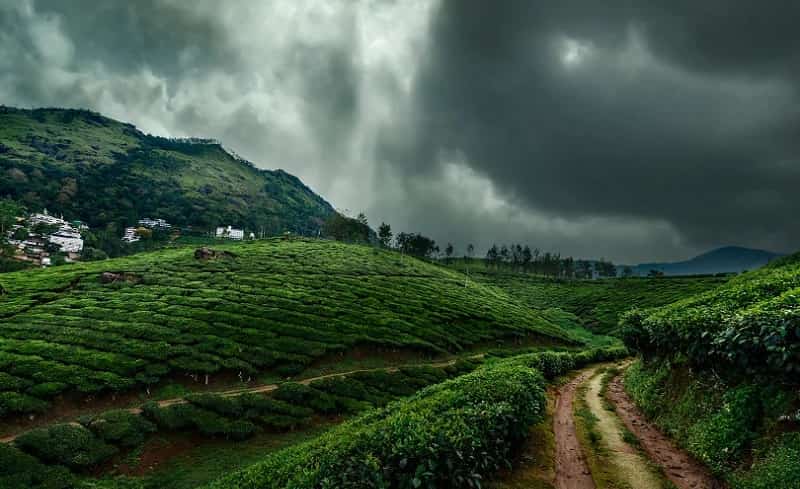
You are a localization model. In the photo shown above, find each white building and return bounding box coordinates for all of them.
[28,210,84,253]
[121,227,141,243]
[138,218,171,229]
[48,228,84,253]
[216,225,244,240]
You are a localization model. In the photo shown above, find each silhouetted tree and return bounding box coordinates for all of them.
[377,222,393,248]
[323,214,371,243]
[486,244,500,269]
[396,232,437,259]
[576,260,593,279]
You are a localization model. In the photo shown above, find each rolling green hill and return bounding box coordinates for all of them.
[472,271,728,334]
[0,238,580,420]
[0,106,333,234]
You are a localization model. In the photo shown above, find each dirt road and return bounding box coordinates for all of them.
[554,368,596,489]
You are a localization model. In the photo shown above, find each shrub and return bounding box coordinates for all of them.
[733,433,800,489]
[0,392,49,417]
[86,409,157,447]
[206,362,547,489]
[14,423,117,470]
[0,444,74,489]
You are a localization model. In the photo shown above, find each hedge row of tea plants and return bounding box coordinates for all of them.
[206,346,628,489]
[2,358,482,480]
[141,358,480,441]
[621,252,800,381]
[0,442,75,489]
[624,359,800,489]
[0,239,580,418]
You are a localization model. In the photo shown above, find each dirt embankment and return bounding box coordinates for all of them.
[607,374,722,489]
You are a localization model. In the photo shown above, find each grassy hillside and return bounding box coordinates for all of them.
[621,252,800,488]
[0,106,333,234]
[0,238,579,419]
[473,271,727,334]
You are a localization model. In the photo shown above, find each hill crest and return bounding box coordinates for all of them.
[0,106,334,236]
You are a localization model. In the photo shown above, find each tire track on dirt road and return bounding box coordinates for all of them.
[554,368,596,489]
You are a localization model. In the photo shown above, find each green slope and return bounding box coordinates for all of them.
[0,238,579,419]
[472,271,727,334]
[621,253,800,488]
[622,251,800,379]
[0,106,333,234]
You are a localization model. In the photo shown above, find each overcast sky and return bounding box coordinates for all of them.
[2,0,798,263]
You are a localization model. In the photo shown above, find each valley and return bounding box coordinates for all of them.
[0,238,795,488]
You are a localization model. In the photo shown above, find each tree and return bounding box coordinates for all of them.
[323,214,371,243]
[522,246,532,272]
[466,243,475,259]
[648,269,665,278]
[377,222,393,248]
[562,256,575,279]
[356,212,369,226]
[622,266,634,278]
[0,198,23,237]
[444,243,454,264]
[596,259,617,278]
[576,260,593,279]
[486,244,499,269]
[82,247,109,261]
[499,245,510,267]
[395,232,437,259]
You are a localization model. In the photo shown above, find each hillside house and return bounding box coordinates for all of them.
[138,217,171,229]
[121,227,141,243]
[27,210,84,253]
[216,225,244,240]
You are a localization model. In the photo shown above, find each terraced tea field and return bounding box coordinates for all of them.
[0,238,578,421]
[476,272,727,334]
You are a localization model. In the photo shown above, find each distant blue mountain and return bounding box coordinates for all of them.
[625,246,784,276]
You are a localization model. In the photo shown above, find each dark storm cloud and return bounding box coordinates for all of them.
[394,0,800,255]
[1,0,798,262]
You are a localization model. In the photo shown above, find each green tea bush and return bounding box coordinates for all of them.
[0,391,48,416]
[0,444,74,489]
[14,423,117,470]
[142,401,259,441]
[85,409,157,447]
[206,362,547,489]
[624,359,800,488]
[621,253,800,381]
[733,433,800,489]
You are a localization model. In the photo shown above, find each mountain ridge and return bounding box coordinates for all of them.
[626,245,783,276]
[0,106,335,235]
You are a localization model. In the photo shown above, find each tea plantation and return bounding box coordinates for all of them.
[622,251,800,379]
[206,347,627,489]
[0,238,579,419]
[622,252,800,488]
[478,272,727,334]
